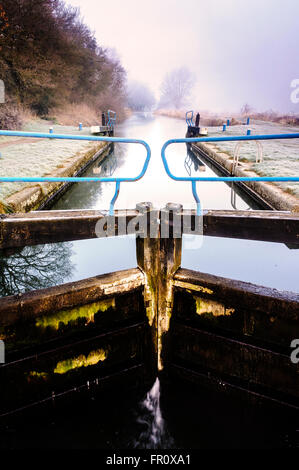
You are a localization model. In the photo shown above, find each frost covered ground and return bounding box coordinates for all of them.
[1,118,298,205]
[207,120,299,197]
[0,120,99,203]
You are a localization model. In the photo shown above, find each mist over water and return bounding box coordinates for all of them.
[67,0,299,112]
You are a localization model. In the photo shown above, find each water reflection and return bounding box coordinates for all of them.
[52,143,127,210]
[0,114,298,297]
[230,183,251,210]
[0,243,74,297]
[184,144,206,176]
[182,235,299,293]
[51,113,261,211]
[93,147,118,177]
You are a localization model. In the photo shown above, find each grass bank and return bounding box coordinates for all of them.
[0,118,109,213]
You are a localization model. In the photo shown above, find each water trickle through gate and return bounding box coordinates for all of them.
[133,378,174,449]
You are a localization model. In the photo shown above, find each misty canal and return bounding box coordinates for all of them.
[1,113,298,299]
[1,113,298,450]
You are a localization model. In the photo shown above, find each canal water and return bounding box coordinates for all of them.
[0,113,298,297]
[0,113,298,449]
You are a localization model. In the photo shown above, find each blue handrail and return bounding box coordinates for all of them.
[161,133,299,215]
[107,110,117,128]
[0,130,151,215]
[185,111,194,127]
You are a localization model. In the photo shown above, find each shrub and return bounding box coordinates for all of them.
[0,101,22,130]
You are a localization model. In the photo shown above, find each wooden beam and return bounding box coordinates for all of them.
[136,203,182,371]
[174,268,299,320]
[183,209,299,244]
[0,268,144,327]
[166,363,299,411]
[171,323,299,401]
[1,209,298,249]
[0,364,147,419]
[0,324,148,417]
[0,209,139,249]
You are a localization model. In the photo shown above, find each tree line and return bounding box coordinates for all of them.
[0,0,126,125]
[128,67,195,112]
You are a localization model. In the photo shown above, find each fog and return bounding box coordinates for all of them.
[67,0,299,113]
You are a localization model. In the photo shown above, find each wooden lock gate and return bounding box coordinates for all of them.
[0,205,298,418]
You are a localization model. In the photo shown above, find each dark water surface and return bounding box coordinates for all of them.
[1,377,297,449]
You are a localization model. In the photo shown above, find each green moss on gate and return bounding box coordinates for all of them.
[54,348,107,375]
[2,291,143,354]
[35,298,116,330]
[27,371,49,381]
[194,296,235,317]
[27,348,107,381]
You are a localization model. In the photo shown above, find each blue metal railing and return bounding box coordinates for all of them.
[2,131,299,216]
[0,130,151,215]
[161,133,299,215]
[185,111,194,127]
[106,110,117,129]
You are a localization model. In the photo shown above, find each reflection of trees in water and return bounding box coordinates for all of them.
[52,143,127,210]
[96,143,127,177]
[99,157,117,176]
[230,183,251,211]
[94,144,118,177]
[110,142,126,170]
[184,144,205,176]
[0,243,74,297]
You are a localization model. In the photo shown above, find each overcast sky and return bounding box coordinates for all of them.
[67,0,299,113]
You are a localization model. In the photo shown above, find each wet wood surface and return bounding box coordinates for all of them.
[1,209,298,249]
[174,268,299,319]
[171,323,299,400]
[0,210,139,249]
[0,268,144,326]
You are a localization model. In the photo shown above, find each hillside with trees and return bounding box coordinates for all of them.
[0,0,127,128]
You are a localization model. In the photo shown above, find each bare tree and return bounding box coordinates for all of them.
[240,103,253,115]
[159,67,195,109]
[127,81,156,111]
[0,243,74,297]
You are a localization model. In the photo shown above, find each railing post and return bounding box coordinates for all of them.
[136,202,160,373]
[136,202,182,372]
[159,203,182,371]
